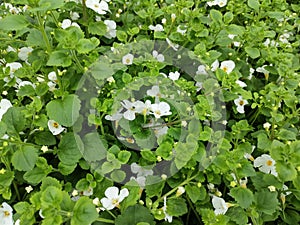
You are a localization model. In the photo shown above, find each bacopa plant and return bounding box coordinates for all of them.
[0,0,300,225]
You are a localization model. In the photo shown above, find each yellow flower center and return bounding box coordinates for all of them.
[239,100,244,106]
[266,160,273,166]
[53,122,59,128]
[222,67,228,72]
[126,58,131,64]
[4,211,10,217]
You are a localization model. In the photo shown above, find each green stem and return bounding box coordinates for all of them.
[95,217,115,224]
[0,139,39,148]
[71,50,85,72]
[186,196,202,223]
[106,209,117,219]
[36,12,52,53]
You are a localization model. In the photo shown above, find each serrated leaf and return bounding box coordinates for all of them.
[11,146,38,171]
[276,161,297,182]
[0,15,29,30]
[46,94,81,127]
[71,197,99,225]
[230,187,254,209]
[247,0,260,12]
[88,21,107,36]
[2,107,25,135]
[82,132,106,162]
[254,190,278,215]
[166,198,188,216]
[46,50,72,67]
[115,205,155,225]
[210,9,223,24]
[76,38,100,54]
[41,186,63,208]
[58,133,83,165]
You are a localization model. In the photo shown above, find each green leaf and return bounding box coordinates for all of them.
[110,170,126,183]
[0,15,29,30]
[174,137,198,169]
[230,187,254,209]
[226,207,248,225]
[76,38,100,54]
[245,47,260,59]
[276,161,297,182]
[82,132,107,162]
[278,129,297,140]
[40,177,62,191]
[24,157,52,185]
[257,133,271,150]
[90,61,115,80]
[141,149,156,162]
[0,121,7,137]
[210,9,223,24]
[115,205,155,225]
[247,0,260,12]
[46,94,81,127]
[254,189,278,215]
[41,186,63,208]
[12,146,38,171]
[88,21,107,36]
[58,133,83,165]
[2,107,25,135]
[118,151,131,164]
[46,50,72,67]
[37,0,64,10]
[26,28,46,47]
[71,197,98,225]
[34,131,57,145]
[185,184,201,203]
[116,30,128,42]
[166,198,188,216]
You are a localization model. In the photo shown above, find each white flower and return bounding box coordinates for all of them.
[86,0,109,15]
[0,202,13,225]
[212,196,228,215]
[149,24,164,32]
[171,13,176,21]
[228,34,241,47]
[235,80,247,88]
[5,62,22,75]
[168,71,180,81]
[41,145,48,153]
[210,60,219,71]
[25,185,33,193]
[268,185,276,192]
[280,184,291,204]
[263,38,278,47]
[131,163,153,177]
[47,81,57,91]
[196,65,208,75]
[254,154,277,176]
[152,50,165,62]
[104,20,117,39]
[150,102,172,119]
[256,65,269,76]
[147,85,163,99]
[93,197,100,206]
[48,71,58,83]
[0,99,12,121]
[248,68,255,80]
[47,120,65,135]
[263,122,271,130]
[121,100,140,120]
[177,25,187,35]
[130,176,147,188]
[61,19,80,29]
[176,186,185,197]
[163,197,173,223]
[70,11,80,20]
[18,47,33,61]
[135,100,152,116]
[234,96,248,114]
[244,145,255,161]
[122,53,134,65]
[15,219,20,225]
[220,60,235,74]
[100,186,129,210]
[166,38,179,51]
[207,0,227,7]
[18,81,36,89]
[105,109,123,121]
[83,186,93,196]
[161,18,167,24]
[196,82,203,91]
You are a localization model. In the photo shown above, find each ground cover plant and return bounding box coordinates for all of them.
[0,0,300,224]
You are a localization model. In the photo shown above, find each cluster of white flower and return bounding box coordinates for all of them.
[211,59,235,74]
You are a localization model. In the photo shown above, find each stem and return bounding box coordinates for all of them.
[106,209,117,219]
[0,139,40,148]
[36,12,52,53]
[82,0,88,24]
[95,217,115,224]
[186,197,202,224]
[71,50,85,72]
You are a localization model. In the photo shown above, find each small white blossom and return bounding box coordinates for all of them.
[105,109,123,121]
[268,185,276,192]
[256,65,269,77]
[5,62,22,75]
[254,154,277,176]
[83,186,93,196]
[212,196,228,215]
[150,102,172,119]
[61,19,80,29]
[236,80,247,88]
[48,71,58,83]
[220,60,235,74]
[70,11,80,20]
[210,60,219,71]
[48,120,65,135]
[41,145,48,153]
[18,81,36,90]
[168,71,180,81]
[147,85,164,99]
[85,0,109,15]
[18,47,33,61]
[176,186,185,197]
[149,24,164,32]
[0,202,13,225]
[166,38,179,51]
[161,18,167,24]
[93,197,100,206]
[104,20,117,39]
[25,185,33,193]
[234,96,248,114]
[177,25,187,35]
[163,197,173,223]
[122,53,134,65]
[152,50,165,62]
[196,65,208,75]
[248,68,255,80]
[0,99,12,121]
[263,122,271,130]
[120,100,142,120]
[100,186,129,210]
[228,34,241,47]
[207,0,227,7]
